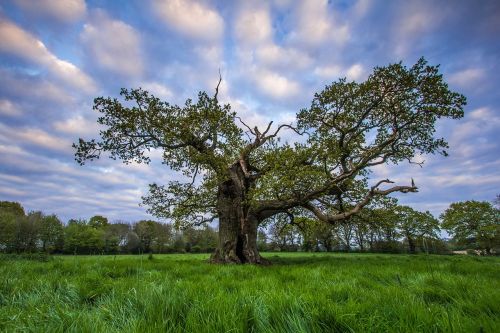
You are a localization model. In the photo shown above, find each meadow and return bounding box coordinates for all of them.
[0,253,499,332]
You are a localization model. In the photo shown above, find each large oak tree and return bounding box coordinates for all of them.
[74,58,465,263]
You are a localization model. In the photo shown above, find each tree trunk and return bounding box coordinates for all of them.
[210,166,269,264]
[408,237,416,253]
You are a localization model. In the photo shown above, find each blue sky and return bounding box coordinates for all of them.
[0,0,499,223]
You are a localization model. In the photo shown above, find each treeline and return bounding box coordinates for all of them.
[261,200,499,255]
[1,199,498,255]
[0,202,217,254]
[260,207,447,254]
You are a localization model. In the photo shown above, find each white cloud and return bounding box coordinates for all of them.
[53,115,101,137]
[139,82,173,100]
[255,44,312,69]
[448,68,486,88]
[313,65,342,79]
[0,69,76,104]
[450,107,499,143]
[0,19,96,93]
[152,0,224,42]
[313,63,365,81]
[0,123,72,154]
[231,4,312,100]
[194,45,224,67]
[13,0,86,23]
[346,63,365,81]
[81,10,143,78]
[234,6,272,45]
[447,107,500,158]
[352,0,372,19]
[391,2,446,57]
[289,0,349,46]
[0,187,27,197]
[0,99,22,117]
[253,69,300,99]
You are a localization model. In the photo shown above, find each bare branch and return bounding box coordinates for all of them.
[235,116,256,135]
[214,69,222,101]
[302,179,418,224]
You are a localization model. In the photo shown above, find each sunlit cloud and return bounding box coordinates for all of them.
[12,0,86,23]
[81,10,143,79]
[0,19,96,93]
[152,0,224,43]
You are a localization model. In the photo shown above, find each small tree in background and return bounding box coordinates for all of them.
[38,214,64,253]
[441,201,499,254]
[0,201,25,216]
[395,206,440,253]
[89,215,109,229]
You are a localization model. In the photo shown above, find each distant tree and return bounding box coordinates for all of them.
[336,221,354,252]
[154,222,173,253]
[172,233,186,253]
[74,58,465,263]
[134,220,157,253]
[197,226,218,252]
[0,201,26,252]
[182,226,217,252]
[16,211,42,252]
[64,219,104,254]
[89,215,109,228]
[104,222,130,253]
[292,216,337,252]
[0,201,25,216]
[358,208,401,253]
[64,219,83,254]
[394,206,439,253]
[351,213,369,251]
[267,213,301,251]
[38,214,64,253]
[125,231,140,253]
[0,211,18,252]
[257,229,268,252]
[441,201,499,254]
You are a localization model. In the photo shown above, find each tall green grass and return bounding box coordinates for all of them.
[0,253,498,332]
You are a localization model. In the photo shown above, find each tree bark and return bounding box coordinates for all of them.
[210,166,269,264]
[408,236,416,253]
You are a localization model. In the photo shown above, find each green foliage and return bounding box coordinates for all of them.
[0,211,18,252]
[0,210,44,253]
[38,214,64,253]
[64,219,105,254]
[183,226,217,253]
[257,229,268,251]
[0,253,498,332]
[74,58,466,232]
[104,223,129,253]
[89,215,109,228]
[298,58,465,163]
[394,206,440,253]
[0,201,25,216]
[133,220,174,253]
[441,200,500,253]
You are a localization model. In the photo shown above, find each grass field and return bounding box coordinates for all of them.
[0,253,499,332]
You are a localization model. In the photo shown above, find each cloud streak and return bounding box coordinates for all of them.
[0,19,96,93]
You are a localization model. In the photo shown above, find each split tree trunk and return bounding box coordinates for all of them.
[210,165,269,264]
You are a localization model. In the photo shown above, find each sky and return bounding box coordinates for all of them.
[0,0,499,223]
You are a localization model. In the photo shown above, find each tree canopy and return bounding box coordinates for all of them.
[74,58,466,263]
[441,200,499,254]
